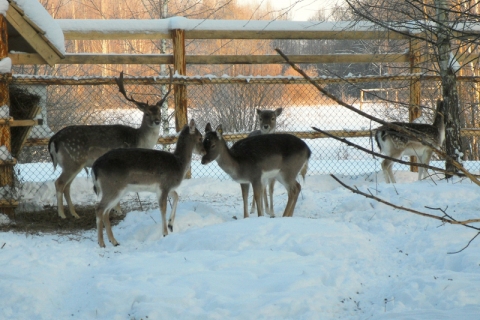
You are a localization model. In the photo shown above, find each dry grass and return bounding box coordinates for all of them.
[0,205,126,235]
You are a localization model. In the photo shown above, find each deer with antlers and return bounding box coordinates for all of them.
[48,70,172,219]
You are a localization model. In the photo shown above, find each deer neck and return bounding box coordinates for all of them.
[137,116,161,148]
[173,132,194,176]
[215,140,241,179]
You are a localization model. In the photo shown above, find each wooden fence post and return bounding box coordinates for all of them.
[409,38,422,172]
[171,28,191,178]
[0,13,17,218]
[172,29,188,131]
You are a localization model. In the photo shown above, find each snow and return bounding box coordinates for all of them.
[0,104,8,117]
[0,57,11,73]
[2,169,480,318]
[0,145,12,160]
[0,0,8,16]
[10,0,65,54]
[56,18,387,34]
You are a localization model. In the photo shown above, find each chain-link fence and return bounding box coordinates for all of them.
[4,75,480,212]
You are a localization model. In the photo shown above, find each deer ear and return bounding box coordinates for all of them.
[205,123,213,133]
[189,119,196,134]
[256,109,263,116]
[216,124,224,139]
[275,107,283,116]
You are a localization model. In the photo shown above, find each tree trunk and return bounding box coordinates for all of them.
[436,0,463,178]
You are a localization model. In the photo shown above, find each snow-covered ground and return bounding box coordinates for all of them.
[2,171,480,319]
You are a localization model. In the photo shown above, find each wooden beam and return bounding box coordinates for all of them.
[9,74,427,86]
[3,119,43,127]
[6,5,63,66]
[9,52,409,65]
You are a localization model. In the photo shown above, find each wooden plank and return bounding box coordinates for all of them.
[9,119,43,127]
[6,6,63,66]
[57,54,174,65]
[8,52,48,65]
[62,29,408,41]
[9,52,409,65]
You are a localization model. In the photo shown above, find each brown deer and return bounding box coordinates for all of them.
[248,108,283,217]
[375,99,446,183]
[92,119,205,248]
[48,70,172,219]
[201,123,310,218]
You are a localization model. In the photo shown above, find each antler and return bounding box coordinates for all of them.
[115,71,146,107]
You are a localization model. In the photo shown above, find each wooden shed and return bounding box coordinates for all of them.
[1,0,65,216]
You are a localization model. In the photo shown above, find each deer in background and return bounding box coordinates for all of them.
[201,123,311,218]
[92,119,205,248]
[48,70,172,219]
[248,107,283,217]
[375,99,446,183]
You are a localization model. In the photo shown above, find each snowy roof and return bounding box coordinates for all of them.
[6,0,65,66]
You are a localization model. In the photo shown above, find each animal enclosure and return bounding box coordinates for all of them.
[8,73,480,189]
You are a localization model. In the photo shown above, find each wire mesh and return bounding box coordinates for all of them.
[6,75,480,213]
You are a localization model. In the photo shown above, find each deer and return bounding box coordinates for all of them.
[201,123,311,218]
[247,108,283,217]
[375,99,446,183]
[48,70,172,219]
[92,119,205,248]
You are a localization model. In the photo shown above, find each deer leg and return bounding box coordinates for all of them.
[103,207,120,247]
[267,179,275,217]
[249,188,256,214]
[55,166,82,219]
[252,181,265,217]
[263,186,269,215]
[283,181,301,217]
[418,150,433,181]
[381,159,396,184]
[96,206,107,248]
[64,181,80,219]
[167,191,179,232]
[97,188,124,247]
[159,191,169,237]
[241,183,250,219]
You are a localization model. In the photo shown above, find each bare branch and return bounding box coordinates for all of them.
[275,48,480,187]
[330,174,480,227]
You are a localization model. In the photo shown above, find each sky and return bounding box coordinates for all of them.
[268,0,341,21]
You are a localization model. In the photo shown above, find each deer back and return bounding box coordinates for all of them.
[93,121,203,194]
[203,127,310,182]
